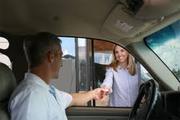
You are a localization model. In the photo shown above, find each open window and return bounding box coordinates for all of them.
[53,37,153,107]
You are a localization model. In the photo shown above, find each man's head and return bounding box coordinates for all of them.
[24,32,62,79]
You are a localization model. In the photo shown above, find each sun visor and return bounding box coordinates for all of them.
[127,0,180,20]
[101,4,151,38]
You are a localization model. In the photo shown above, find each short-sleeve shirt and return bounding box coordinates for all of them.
[9,72,72,120]
[101,67,140,107]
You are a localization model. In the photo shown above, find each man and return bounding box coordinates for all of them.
[9,32,108,120]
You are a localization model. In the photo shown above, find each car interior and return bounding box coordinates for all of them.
[0,0,180,120]
[0,63,16,120]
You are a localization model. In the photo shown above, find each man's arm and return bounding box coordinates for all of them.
[69,88,108,106]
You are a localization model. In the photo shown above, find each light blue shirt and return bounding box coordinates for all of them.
[101,67,140,107]
[9,72,72,120]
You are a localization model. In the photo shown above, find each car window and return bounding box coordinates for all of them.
[93,40,153,107]
[0,37,11,69]
[53,37,153,107]
[145,20,180,81]
[52,37,76,93]
[140,64,153,81]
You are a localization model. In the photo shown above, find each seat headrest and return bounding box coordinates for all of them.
[0,63,16,102]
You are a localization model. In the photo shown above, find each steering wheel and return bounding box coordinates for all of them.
[129,79,160,120]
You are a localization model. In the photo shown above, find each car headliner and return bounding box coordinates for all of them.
[0,0,180,45]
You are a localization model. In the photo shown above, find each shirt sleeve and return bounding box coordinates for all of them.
[55,89,72,109]
[101,68,114,92]
[10,90,48,120]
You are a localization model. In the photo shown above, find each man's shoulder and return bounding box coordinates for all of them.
[10,79,48,103]
[9,80,50,120]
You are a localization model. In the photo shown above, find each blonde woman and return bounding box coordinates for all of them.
[101,45,140,107]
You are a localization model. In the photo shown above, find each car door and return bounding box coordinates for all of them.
[51,37,154,120]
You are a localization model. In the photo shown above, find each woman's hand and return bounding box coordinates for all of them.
[92,88,109,100]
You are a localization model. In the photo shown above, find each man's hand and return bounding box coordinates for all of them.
[101,85,112,94]
[92,88,109,100]
[70,88,109,106]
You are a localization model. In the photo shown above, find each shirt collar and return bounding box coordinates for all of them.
[117,65,128,70]
[24,72,50,90]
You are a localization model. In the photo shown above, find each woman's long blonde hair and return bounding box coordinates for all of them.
[109,45,136,76]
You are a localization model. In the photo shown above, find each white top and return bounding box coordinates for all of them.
[9,72,72,120]
[101,67,140,107]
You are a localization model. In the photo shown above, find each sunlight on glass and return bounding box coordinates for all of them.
[145,20,180,81]
[94,52,112,65]
[60,37,75,57]
[78,38,86,47]
[153,38,180,71]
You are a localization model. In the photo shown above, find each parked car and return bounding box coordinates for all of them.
[0,0,180,120]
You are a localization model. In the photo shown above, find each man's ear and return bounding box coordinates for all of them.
[47,51,55,63]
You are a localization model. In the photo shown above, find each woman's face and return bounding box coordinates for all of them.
[114,46,129,64]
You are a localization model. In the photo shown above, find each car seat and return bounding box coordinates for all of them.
[0,63,16,120]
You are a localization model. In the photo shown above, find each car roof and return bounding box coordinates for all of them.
[0,0,180,45]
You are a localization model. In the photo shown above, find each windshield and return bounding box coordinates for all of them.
[145,20,180,81]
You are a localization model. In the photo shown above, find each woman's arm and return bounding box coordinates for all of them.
[70,88,108,106]
[101,68,114,93]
